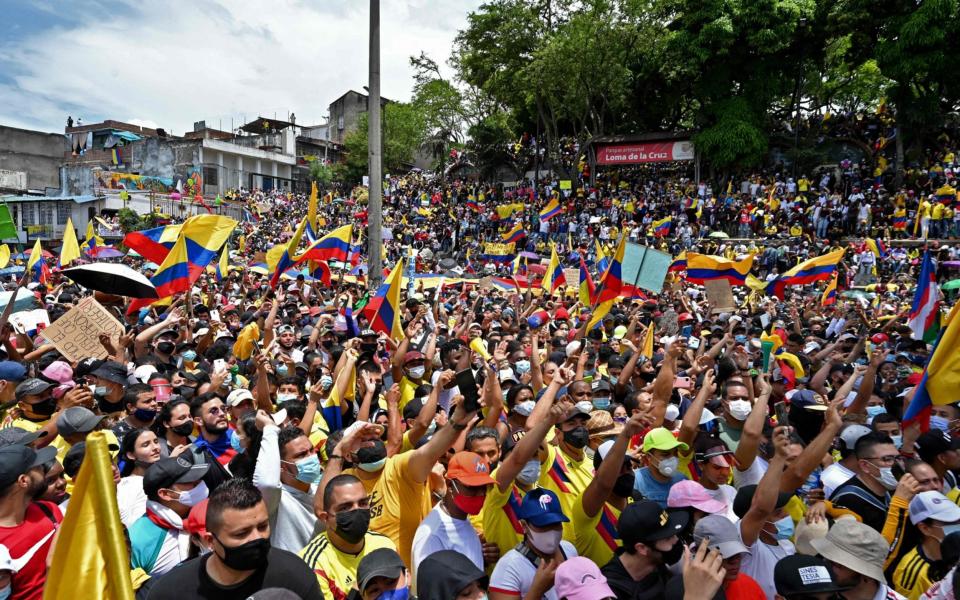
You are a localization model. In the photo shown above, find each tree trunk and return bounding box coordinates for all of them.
[895,122,905,189]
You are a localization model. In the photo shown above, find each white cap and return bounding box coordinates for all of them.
[665,404,680,421]
[803,341,822,354]
[909,491,960,525]
[226,389,254,407]
[498,368,518,384]
[565,340,581,357]
[133,364,158,384]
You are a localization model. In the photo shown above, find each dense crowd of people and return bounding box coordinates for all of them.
[2,154,960,600]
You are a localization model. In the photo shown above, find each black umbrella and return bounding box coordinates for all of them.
[62,263,159,299]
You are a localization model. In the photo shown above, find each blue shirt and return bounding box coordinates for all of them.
[633,467,686,508]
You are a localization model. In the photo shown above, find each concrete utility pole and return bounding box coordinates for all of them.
[367,0,383,288]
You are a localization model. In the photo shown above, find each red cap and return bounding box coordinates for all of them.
[870,333,889,345]
[678,313,694,322]
[907,372,923,386]
[446,452,496,486]
[403,351,425,365]
[221,304,237,314]
[309,306,323,317]
[184,499,208,536]
[555,307,570,320]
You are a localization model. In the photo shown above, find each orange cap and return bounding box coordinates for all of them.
[446,451,496,487]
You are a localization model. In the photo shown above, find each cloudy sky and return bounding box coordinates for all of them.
[0,0,482,134]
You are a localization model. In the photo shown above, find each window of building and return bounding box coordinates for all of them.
[20,203,36,226]
[57,202,70,225]
[338,116,344,130]
[203,166,219,187]
[39,202,55,226]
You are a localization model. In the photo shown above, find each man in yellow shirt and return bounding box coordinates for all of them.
[300,474,396,599]
[892,490,960,600]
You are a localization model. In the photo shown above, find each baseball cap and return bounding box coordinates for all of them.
[664,404,680,422]
[693,515,749,559]
[74,357,105,379]
[554,556,615,600]
[403,351,425,365]
[276,324,295,335]
[0,444,57,488]
[357,548,406,592]
[0,362,26,383]
[693,436,735,468]
[154,328,179,340]
[592,439,641,471]
[774,555,849,597]
[446,451,496,487]
[915,430,960,464]
[143,456,209,498]
[360,329,378,338]
[591,379,613,394]
[225,389,254,408]
[789,389,828,411]
[909,491,960,525]
[668,481,728,515]
[41,361,73,384]
[733,484,793,518]
[15,378,53,400]
[618,500,687,547]
[515,488,569,527]
[612,325,628,340]
[402,398,424,421]
[91,360,129,385]
[838,424,871,453]
[642,427,689,453]
[56,407,106,437]
[0,427,47,447]
[810,518,889,583]
[566,401,594,422]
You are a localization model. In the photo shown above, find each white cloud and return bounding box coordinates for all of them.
[0,0,481,134]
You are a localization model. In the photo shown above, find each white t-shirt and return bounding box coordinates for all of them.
[821,462,855,498]
[733,457,767,489]
[411,505,483,586]
[702,484,738,522]
[739,528,795,600]
[117,475,147,528]
[489,541,578,600]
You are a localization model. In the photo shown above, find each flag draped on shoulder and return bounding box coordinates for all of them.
[904,302,960,431]
[543,245,566,295]
[58,217,81,268]
[909,251,941,343]
[362,258,405,340]
[44,432,135,600]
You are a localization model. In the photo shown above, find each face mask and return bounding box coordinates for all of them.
[452,482,486,515]
[174,481,209,507]
[181,350,198,362]
[213,534,271,571]
[29,397,58,417]
[890,434,903,449]
[866,405,887,420]
[358,458,387,473]
[563,426,589,449]
[517,460,541,486]
[276,393,298,404]
[610,376,619,386]
[133,408,157,422]
[334,508,371,544]
[156,341,175,355]
[94,385,109,398]
[735,335,747,344]
[656,538,684,565]
[930,415,950,432]
[515,360,531,375]
[230,433,245,454]
[378,589,409,600]
[276,365,289,377]
[613,473,635,498]
[320,375,334,390]
[771,516,794,540]
[593,397,611,410]
[943,523,960,539]
[727,400,752,421]
[869,464,899,490]
[171,422,195,437]
[584,368,596,378]
[321,339,334,350]
[526,527,562,554]
[288,454,322,484]
[0,586,10,600]
[656,456,679,477]
[407,366,426,379]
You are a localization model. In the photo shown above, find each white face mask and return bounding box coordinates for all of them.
[526,527,562,555]
[727,400,752,421]
[174,481,209,507]
[407,366,426,379]
[871,464,899,490]
[656,456,679,477]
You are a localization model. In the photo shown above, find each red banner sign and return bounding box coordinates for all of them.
[596,141,694,165]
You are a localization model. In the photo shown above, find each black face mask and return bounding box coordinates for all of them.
[562,426,589,449]
[98,398,125,414]
[360,343,378,354]
[638,371,656,383]
[334,508,371,544]
[29,397,58,417]
[656,539,684,566]
[213,534,271,571]
[613,473,635,498]
[321,340,334,350]
[176,386,196,401]
[170,422,195,437]
[156,341,175,355]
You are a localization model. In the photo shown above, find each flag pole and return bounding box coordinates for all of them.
[0,266,33,335]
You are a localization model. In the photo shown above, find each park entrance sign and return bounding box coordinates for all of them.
[595,140,695,165]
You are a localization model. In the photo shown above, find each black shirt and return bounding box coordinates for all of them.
[601,555,667,600]
[829,474,890,532]
[146,547,323,600]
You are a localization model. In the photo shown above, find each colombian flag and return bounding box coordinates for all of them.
[586,235,626,330]
[865,238,888,259]
[543,245,566,295]
[26,238,49,284]
[81,220,104,256]
[481,242,515,264]
[215,240,230,282]
[578,257,596,305]
[58,217,81,268]
[821,272,838,306]
[502,223,526,244]
[669,251,687,272]
[904,302,960,432]
[766,248,845,299]
[595,240,610,274]
[935,184,957,204]
[269,218,308,289]
[362,258,405,340]
[298,224,353,264]
[539,198,563,222]
[908,251,941,344]
[124,224,182,264]
[685,253,754,286]
[893,209,908,231]
[305,182,319,242]
[653,216,672,237]
[466,197,481,212]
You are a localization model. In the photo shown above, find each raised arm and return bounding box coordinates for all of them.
[407,398,478,484]
[679,369,716,447]
[781,397,844,491]
[582,414,646,517]
[735,372,772,471]
[740,425,789,547]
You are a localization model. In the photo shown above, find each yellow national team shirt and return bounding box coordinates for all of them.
[892,545,933,600]
[537,444,593,539]
[299,531,396,600]
[360,451,431,567]
[481,469,526,558]
[397,376,423,411]
[569,492,622,566]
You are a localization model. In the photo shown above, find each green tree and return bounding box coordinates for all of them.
[307,158,334,188]
[337,103,427,184]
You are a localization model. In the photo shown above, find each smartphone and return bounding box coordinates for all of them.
[774,401,790,427]
[688,337,701,350]
[213,359,227,373]
[455,369,481,413]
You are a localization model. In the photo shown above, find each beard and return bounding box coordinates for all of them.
[203,422,229,436]
[29,477,48,501]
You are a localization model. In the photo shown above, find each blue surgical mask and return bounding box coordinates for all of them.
[610,375,619,386]
[735,335,747,344]
[593,398,611,410]
[890,434,903,449]
[230,432,245,454]
[181,350,198,362]
[943,523,960,538]
[866,405,887,420]
[358,458,387,473]
[517,459,541,486]
[320,375,334,390]
[772,516,794,541]
[287,454,322,484]
[277,393,298,404]
[930,415,951,432]
[514,360,531,375]
[0,586,10,600]
[276,365,289,377]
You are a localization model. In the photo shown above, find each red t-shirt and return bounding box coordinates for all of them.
[0,501,62,600]
[725,572,766,600]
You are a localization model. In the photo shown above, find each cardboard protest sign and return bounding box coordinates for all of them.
[9,308,50,336]
[704,279,736,312]
[39,297,124,362]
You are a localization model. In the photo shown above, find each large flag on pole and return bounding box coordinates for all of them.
[362,258,405,340]
[305,182,320,242]
[58,217,81,268]
[542,245,566,295]
[904,301,960,432]
[586,235,627,330]
[44,431,135,600]
[269,218,308,289]
[908,251,941,344]
[26,238,49,284]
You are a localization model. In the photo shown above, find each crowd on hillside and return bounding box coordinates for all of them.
[3,148,960,600]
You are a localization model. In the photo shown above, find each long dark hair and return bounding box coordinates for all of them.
[227,413,265,479]
[152,398,191,439]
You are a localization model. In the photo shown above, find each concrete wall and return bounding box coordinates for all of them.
[129,137,202,178]
[0,125,68,190]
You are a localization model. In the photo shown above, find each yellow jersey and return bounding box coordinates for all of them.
[299,531,396,600]
[892,545,933,600]
[481,469,526,558]
[569,492,622,566]
[537,444,593,539]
